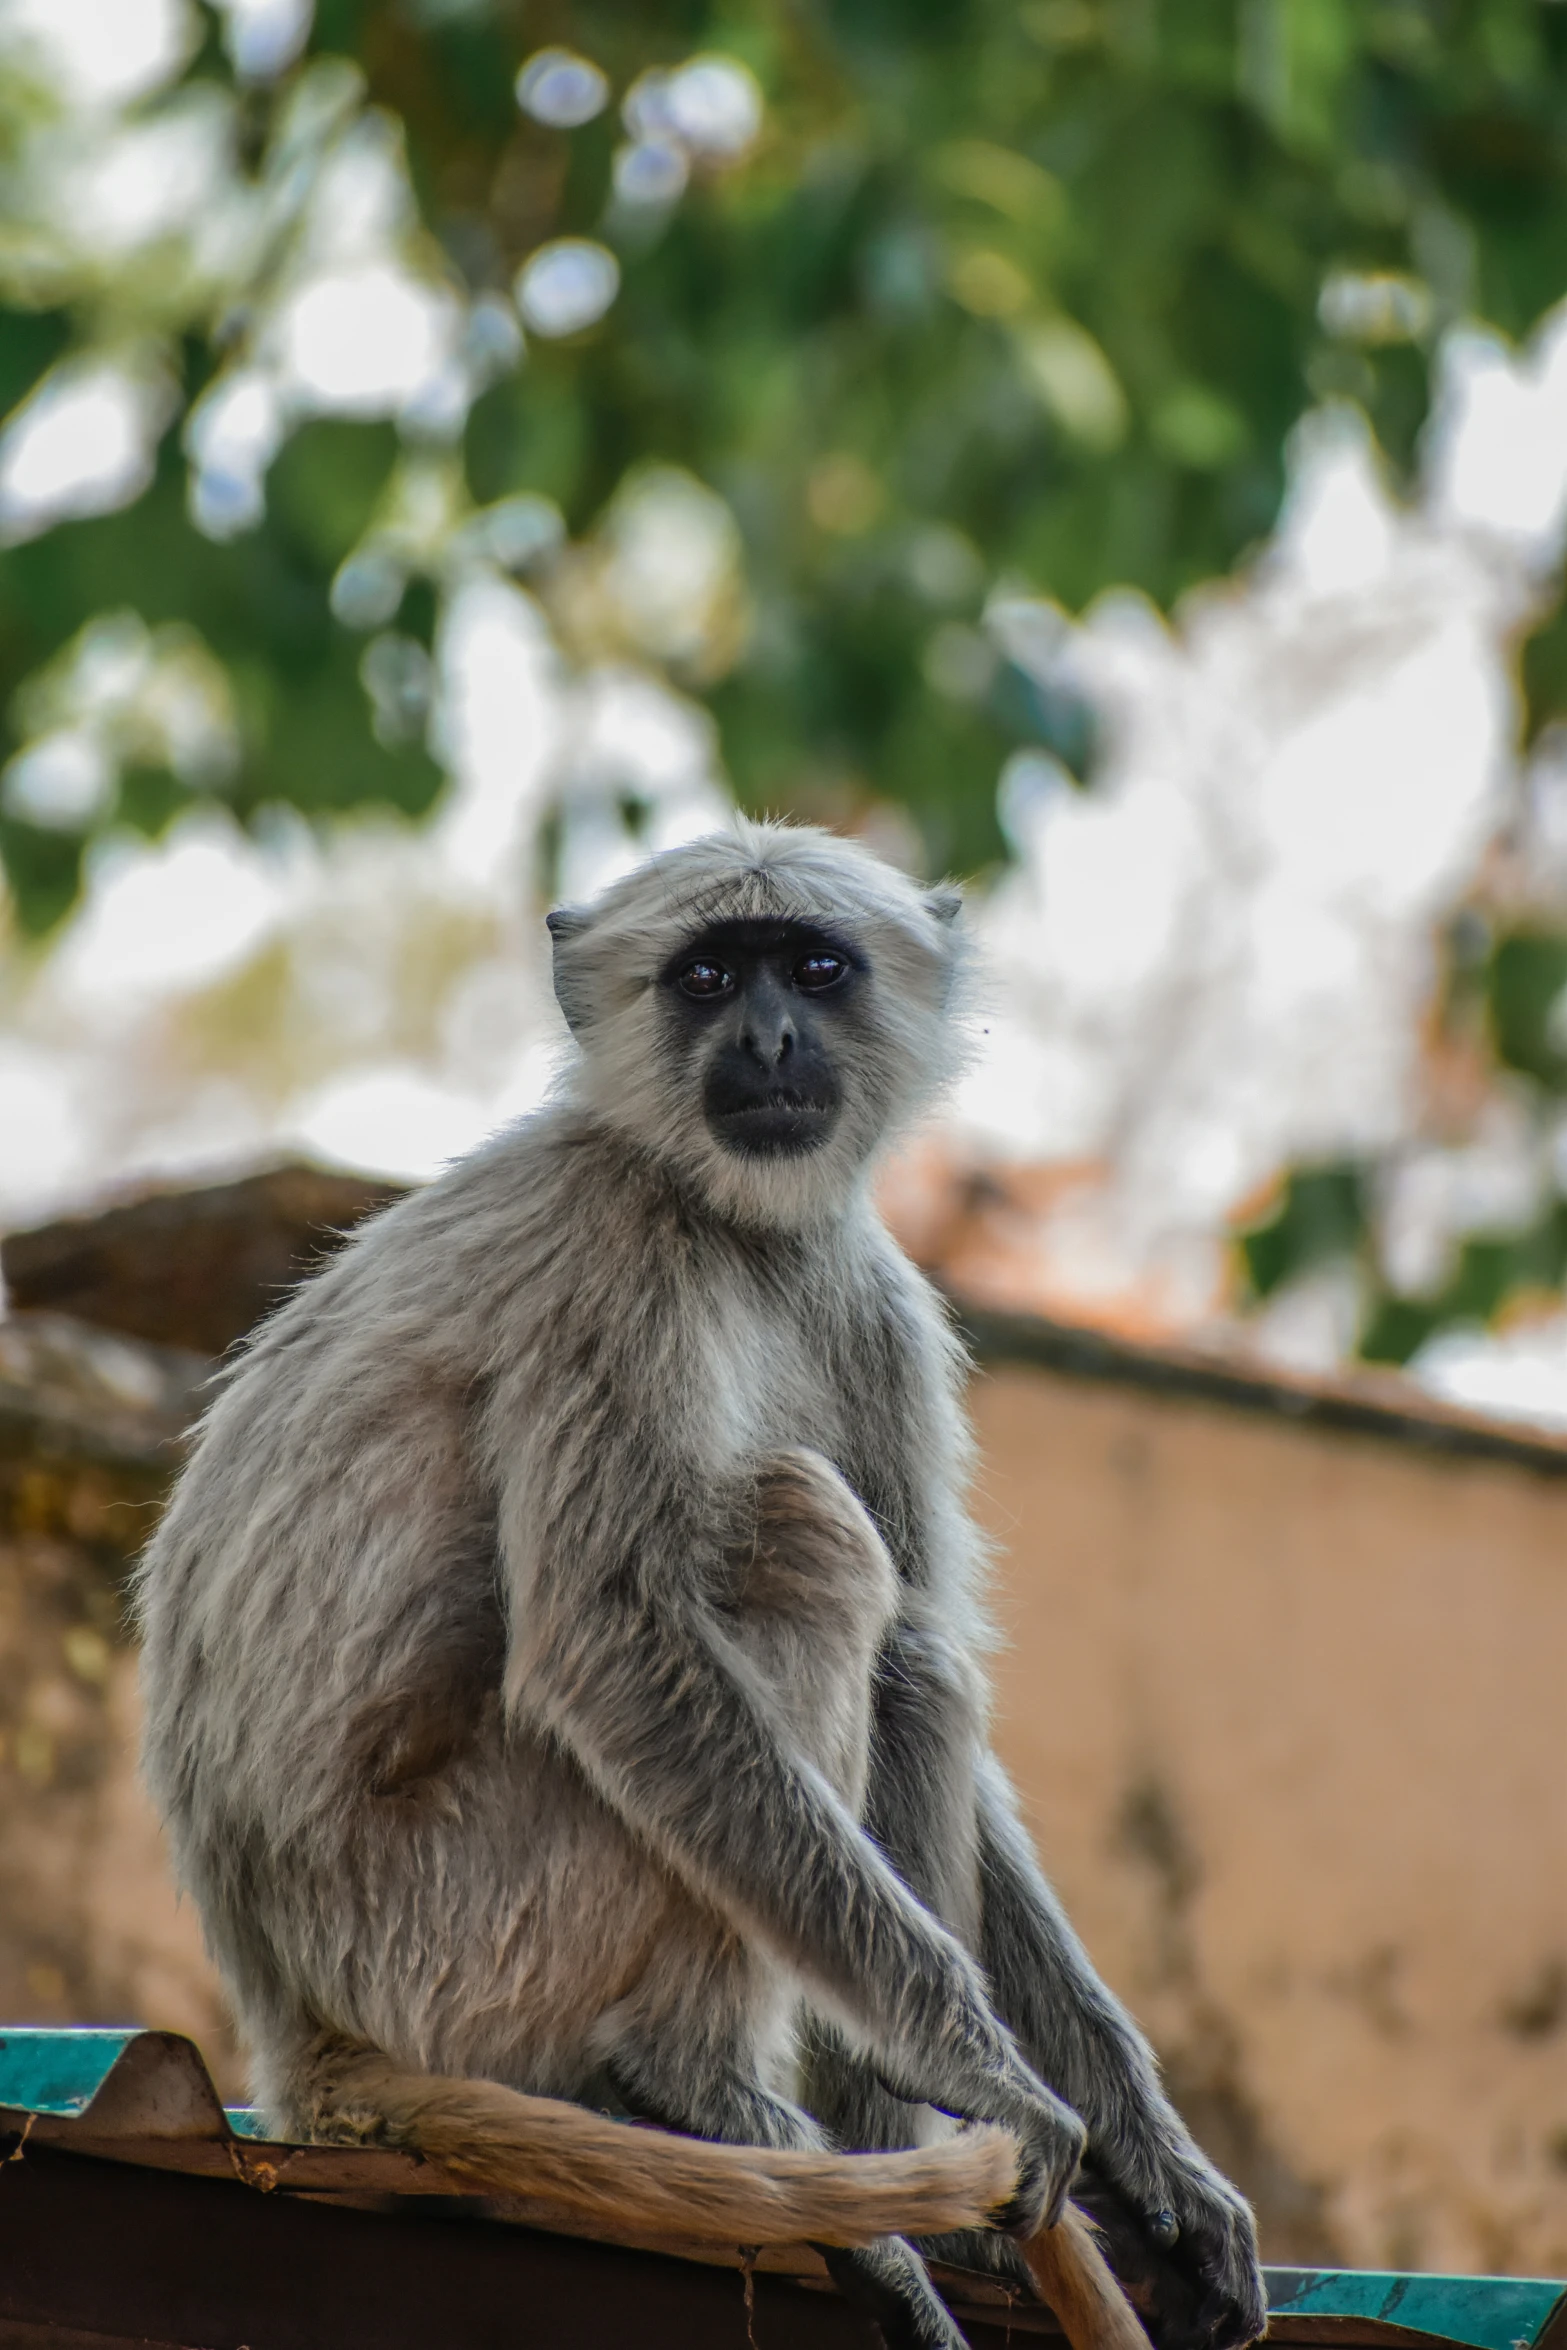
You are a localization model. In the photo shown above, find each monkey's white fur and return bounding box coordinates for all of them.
[136,821,1262,2344]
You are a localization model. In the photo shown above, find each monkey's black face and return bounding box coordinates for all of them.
[663,919,858,1157]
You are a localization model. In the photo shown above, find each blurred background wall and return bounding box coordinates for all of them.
[4,0,1567,2288]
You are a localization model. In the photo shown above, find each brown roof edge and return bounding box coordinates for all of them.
[954,1300,1567,1482]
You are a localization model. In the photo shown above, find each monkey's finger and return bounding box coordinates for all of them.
[819,2241,969,2350]
[1041,2164,1074,2231]
[1190,2278,1267,2350]
[1021,2203,1156,2350]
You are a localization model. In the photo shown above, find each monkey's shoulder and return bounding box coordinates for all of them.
[809,1214,966,1376]
[192,1121,961,1481]
[229,1110,628,1351]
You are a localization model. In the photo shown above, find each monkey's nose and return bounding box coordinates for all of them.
[741,1016,794,1067]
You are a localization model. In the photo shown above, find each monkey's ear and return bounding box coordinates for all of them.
[925,885,964,925]
[545,905,593,1034]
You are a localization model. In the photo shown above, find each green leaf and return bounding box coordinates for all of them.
[1488,930,1567,1089]
[1238,1162,1366,1299]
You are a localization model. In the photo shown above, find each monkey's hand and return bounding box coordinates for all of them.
[1072,2126,1264,2350]
[992,2086,1090,2238]
[887,1967,1089,2241]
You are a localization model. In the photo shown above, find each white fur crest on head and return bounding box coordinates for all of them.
[547,818,967,1227]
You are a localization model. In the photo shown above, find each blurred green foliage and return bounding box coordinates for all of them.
[0,421,443,919]
[365,0,1567,870]
[1240,1161,1366,1302]
[9,0,1567,915]
[1244,1160,1567,1370]
[1489,927,1567,1085]
[12,0,1567,1362]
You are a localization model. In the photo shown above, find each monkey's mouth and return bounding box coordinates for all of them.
[708,1090,838,1156]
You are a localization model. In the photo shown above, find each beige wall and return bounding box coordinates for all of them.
[971,1362,1567,2279]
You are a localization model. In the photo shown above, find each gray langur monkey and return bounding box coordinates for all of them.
[136,820,1264,2350]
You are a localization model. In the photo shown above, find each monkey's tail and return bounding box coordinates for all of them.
[297,2039,1019,2249]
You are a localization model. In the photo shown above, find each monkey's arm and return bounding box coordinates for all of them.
[974,1756,1264,2350]
[501,1462,1080,2231]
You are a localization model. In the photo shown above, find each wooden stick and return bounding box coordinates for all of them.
[1021,2202,1157,2350]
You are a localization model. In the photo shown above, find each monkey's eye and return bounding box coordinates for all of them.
[678,958,734,999]
[793,952,847,993]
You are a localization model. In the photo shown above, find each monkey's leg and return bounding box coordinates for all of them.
[728,1471,1033,2337]
[801,1614,1040,2304]
[606,1972,967,2350]
[791,2026,1019,2347]
[803,2020,1039,2306]
[973,1755,1263,2350]
[817,2242,971,2350]
[793,1591,990,2167]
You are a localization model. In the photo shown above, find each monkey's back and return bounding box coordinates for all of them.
[135,1113,669,2073]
